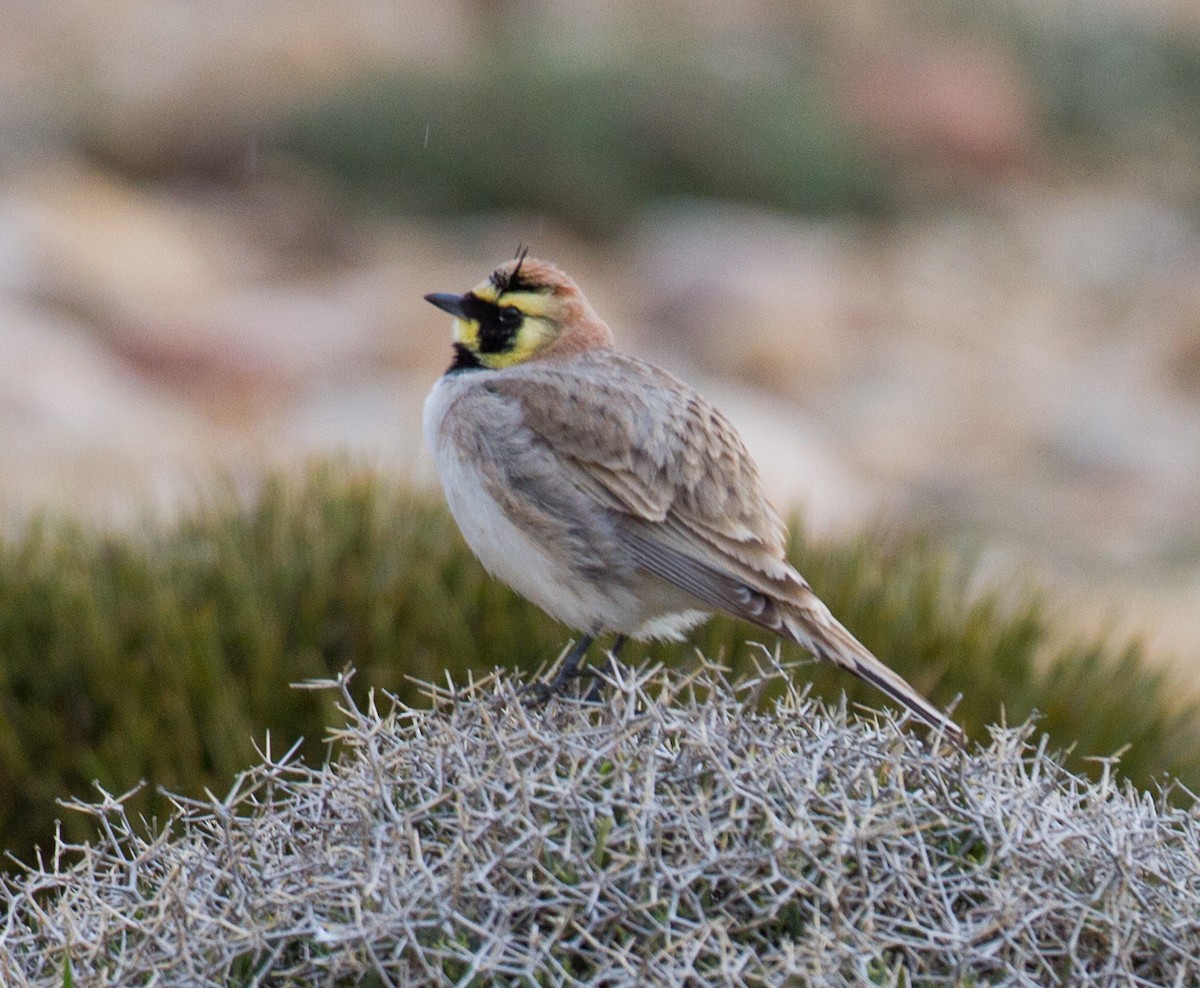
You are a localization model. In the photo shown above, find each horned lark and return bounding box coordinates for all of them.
[423,254,964,743]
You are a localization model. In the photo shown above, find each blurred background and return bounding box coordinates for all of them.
[1,0,1198,681]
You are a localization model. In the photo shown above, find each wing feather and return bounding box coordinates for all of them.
[485,352,791,591]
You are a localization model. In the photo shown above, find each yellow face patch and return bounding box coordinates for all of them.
[471,280,499,304]
[451,315,479,349]
[471,279,552,318]
[451,285,559,369]
[481,315,556,368]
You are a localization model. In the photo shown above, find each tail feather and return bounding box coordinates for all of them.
[782,596,965,747]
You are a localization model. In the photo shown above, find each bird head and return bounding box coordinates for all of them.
[425,254,612,371]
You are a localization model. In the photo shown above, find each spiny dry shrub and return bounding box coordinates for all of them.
[2,659,1198,986]
[2,464,1197,874]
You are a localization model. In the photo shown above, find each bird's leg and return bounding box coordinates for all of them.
[544,634,595,693]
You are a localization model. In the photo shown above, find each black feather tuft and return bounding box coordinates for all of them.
[491,245,542,296]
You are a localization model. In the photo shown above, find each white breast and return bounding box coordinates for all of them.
[423,374,626,634]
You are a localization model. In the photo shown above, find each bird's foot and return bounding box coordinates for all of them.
[523,635,595,704]
[522,679,553,705]
[524,635,628,705]
[524,660,592,705]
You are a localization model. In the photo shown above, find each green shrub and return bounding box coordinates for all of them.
[275,53,890,237]
[0,463,1195,871]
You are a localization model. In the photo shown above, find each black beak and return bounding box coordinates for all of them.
[424,292,470,318]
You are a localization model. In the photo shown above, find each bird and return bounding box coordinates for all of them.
[423,252,964,744]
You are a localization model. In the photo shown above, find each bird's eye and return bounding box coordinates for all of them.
[497,306,522,326]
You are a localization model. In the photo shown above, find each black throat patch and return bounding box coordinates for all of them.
[447,342,483,373]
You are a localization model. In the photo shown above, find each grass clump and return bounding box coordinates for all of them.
[2,663,1199,985]
[0,463,1195,871]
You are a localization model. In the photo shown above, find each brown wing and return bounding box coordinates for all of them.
[485,351,802,610]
